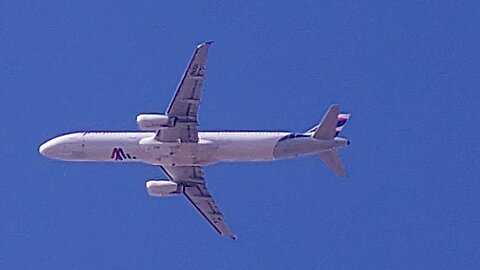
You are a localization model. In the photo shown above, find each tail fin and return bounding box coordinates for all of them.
[318,150,346,177]
[308,104,351,139]
[308,104,351,177]
[335,113,351,137]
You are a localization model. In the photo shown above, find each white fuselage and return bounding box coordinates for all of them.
[39,131,349,166]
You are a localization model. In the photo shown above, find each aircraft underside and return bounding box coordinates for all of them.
[39,42,351,239]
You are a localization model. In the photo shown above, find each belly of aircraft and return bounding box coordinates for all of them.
[141,141,219,166]
[213,140,277,162]
[144,140,277,165]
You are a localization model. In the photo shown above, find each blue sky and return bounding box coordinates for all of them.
[1,1,479,269]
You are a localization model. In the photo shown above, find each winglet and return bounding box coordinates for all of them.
[197,40,215,48]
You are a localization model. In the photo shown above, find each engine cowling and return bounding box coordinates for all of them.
[145,180,182,197]
[136,114,174,131]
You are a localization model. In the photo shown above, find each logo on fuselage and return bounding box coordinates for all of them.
[111,148,136,161]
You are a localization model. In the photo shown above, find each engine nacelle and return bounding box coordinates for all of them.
[145,180,182,197]
[136,114,174,131]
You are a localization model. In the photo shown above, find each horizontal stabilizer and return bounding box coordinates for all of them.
[313,104,341,140]
[318,150,346,177]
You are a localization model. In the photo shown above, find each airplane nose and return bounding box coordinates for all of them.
[39,142,49,156]
[39,139,57,157]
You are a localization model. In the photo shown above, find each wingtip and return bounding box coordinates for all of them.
[222,232,237,240]
[197,40,215,48]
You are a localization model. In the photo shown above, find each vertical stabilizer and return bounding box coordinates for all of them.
[308,105,351,139]
[309,104,351,177]
[335,113,351,136]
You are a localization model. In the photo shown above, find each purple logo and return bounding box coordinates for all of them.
[111,148,136,161]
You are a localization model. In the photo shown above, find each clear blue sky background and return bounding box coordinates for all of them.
[1,1,479,269]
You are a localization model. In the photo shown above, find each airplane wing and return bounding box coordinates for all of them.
[156,42,213,143]
[160,165,236,239]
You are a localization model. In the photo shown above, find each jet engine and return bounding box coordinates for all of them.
[136,114,175,131]
[145,180,182,197]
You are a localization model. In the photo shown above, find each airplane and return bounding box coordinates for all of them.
[39,42,351,239]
